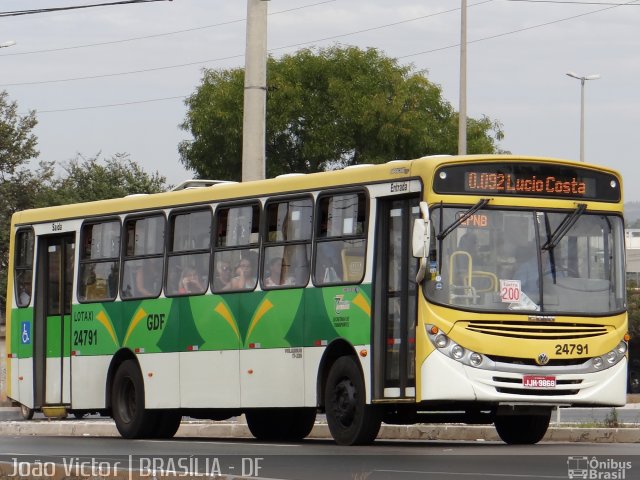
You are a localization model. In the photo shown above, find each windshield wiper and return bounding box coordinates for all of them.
[437,198,490,241]
[541,203,587,251]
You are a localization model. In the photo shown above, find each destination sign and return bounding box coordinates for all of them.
[433,162,620,201]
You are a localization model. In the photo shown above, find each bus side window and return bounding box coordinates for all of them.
[313,191,367,286]
[78,221,120,303]
[14,229,35,307]
[263,197,313,289]
[213,203,260,293]
[166,208,212,297]
[121,215,165,300]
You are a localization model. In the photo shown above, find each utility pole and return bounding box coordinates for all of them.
[242,0,268,181]
[458,0,467,156]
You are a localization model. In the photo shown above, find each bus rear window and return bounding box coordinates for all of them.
[14,229,34,307]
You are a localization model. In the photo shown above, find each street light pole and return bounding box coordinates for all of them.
[566,72,600,163]
[458,0,467,156]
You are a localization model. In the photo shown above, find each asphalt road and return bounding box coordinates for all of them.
[0,436,639,480]
[2,406,639,424]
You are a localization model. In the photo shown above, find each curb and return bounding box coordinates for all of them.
[0,420,638,443]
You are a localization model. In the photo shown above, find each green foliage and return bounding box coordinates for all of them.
[0,92,41,314]
[41,152,167,205]
[179,46,504,180]
[0,91,167,315]
[604,407,619,428]
[627,283,640,339]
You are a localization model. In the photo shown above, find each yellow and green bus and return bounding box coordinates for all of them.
[4,155,628,445]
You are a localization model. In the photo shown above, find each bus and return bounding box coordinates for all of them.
[4,154,628,445]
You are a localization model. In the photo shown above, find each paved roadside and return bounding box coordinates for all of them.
[0,405,639,443]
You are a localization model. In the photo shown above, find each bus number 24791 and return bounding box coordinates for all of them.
[73,329,98,346]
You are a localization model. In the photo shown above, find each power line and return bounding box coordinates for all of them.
[399,0,639,59]
[0,0,338,57]
[0,0,170,18]
[34,95,186,114]
[508,0,640,4]
[1,1,490,87]
[1,53,244,87]
[17,0,637,113]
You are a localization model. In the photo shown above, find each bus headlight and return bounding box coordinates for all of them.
[426,324,487,369]
[451,345,465,359]
[592,357,604,369]
[434,335,449,348]
[605,350,618,365]
[469,352,483,367]
[616,341,627,355]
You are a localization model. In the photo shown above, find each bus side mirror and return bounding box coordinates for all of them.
[413,202,431,283]
[412,220,427,257]
[412,202,430,258]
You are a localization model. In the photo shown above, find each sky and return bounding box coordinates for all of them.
[1,0,639,200]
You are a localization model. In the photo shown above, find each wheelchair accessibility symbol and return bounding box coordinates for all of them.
[21,322,31,344]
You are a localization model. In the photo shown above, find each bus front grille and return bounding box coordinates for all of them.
[495,387,580,396]
[464,320,608,340]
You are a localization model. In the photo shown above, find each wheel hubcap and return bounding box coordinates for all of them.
[117,377,136,423]
[332,378,357,427]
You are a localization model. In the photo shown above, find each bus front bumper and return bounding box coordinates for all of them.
[419,350,628,407]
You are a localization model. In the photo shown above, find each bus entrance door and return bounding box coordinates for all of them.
[34,234,75,410]
[373,196,419,400]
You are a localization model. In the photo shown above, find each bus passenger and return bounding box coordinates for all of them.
[178,267,205,294]
[213,260,233,291]
[230,256,256,290]
[264,257,284,287]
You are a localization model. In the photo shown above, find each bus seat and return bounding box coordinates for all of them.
[341,248,364,282]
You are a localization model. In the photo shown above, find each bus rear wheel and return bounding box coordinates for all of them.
[246,408,316,441]
[111,360,157,439]
[152,410,182,439]
[324,356,381,446]
[494,410,551,445]
[20,404,34,420]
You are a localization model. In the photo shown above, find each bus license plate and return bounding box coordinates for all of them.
[523,375,556,388]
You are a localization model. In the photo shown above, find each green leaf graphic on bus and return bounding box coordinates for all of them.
[193,296,240,350]
[244,290,304,349]
[122,300,173,353]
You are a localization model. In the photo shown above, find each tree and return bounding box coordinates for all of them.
[41,152,167,206]
[179,46,504,180]
[0,91,167,315]
[0,91,41,315]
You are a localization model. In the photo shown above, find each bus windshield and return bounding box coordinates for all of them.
[425,206,626,315]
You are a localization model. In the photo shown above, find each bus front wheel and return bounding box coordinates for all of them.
[111,360,157,439]
[324,356,381,446]
[246,408,316,441]
[494,410,551,445]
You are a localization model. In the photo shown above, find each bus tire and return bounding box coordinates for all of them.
[494,410,551,445]
[20,404,34,420]
[324,356,381,446]
[152,410,182,439]
[111,360,157,439]
[246,408,316,441]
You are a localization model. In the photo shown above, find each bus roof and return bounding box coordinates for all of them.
[11,154,622,226]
